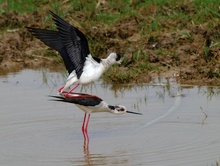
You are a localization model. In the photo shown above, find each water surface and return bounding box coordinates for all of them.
[0,69,220,166]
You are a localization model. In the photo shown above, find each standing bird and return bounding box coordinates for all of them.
[27,11,121,96]
[50,93,142,133]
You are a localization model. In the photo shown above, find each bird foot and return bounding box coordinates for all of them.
[64,93,70,98]
[58,86,64,93]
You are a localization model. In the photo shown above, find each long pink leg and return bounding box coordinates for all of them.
[58,86,64,93]
[82,113,90,144]
[64,84,79,97]
[82,113,90,133]
[82,113,87,132]
[85,114,91,133]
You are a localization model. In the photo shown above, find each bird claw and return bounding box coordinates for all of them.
[58,86,64,93]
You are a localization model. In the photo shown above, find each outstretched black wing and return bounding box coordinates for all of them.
[27,27,74,74]
[50,11,90,77]
[27,11,91,78]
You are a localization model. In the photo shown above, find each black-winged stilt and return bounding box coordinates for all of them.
[27,11,122,96]
[50,93,142,133]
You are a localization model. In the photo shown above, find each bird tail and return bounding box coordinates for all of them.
[49,95,73,104]
[27,27,63,52]
[49,95,81,105]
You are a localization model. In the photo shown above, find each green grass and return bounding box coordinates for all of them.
[0,0,40,13]
[95,12,120,24]
[1,0,220,29]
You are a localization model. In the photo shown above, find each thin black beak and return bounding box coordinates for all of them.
[127,111,142,115]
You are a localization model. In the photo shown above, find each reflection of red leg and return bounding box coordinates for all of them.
[83,130,89,155]
[82,113,90,152]
[65,84,79,97]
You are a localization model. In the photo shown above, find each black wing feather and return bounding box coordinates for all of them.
[49,95,103,107]
[27,28,62,51]
[49,11,90,78]
[27,11,91,77]
[27,27,74,73]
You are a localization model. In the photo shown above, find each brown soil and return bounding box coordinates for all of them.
[0,6,220,85]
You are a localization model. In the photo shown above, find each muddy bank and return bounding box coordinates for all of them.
[0,3,220,85]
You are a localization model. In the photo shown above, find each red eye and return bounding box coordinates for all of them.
[119,108,125,112]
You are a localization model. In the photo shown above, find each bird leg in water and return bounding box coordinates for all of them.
[85,114,90,133]
[82,113,90,133]
[82,113,90,144]
[82,113,87,132]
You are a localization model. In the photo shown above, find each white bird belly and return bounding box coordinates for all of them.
[62,71,78,92]
[63,56,105,91]
[79,59,104,84]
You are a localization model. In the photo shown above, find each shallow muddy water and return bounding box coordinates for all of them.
[0,69,220,166]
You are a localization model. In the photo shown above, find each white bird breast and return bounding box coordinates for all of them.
[76,102,109,114]
[80,56,105,84]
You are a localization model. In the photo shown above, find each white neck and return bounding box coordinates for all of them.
[101,59,114,71]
